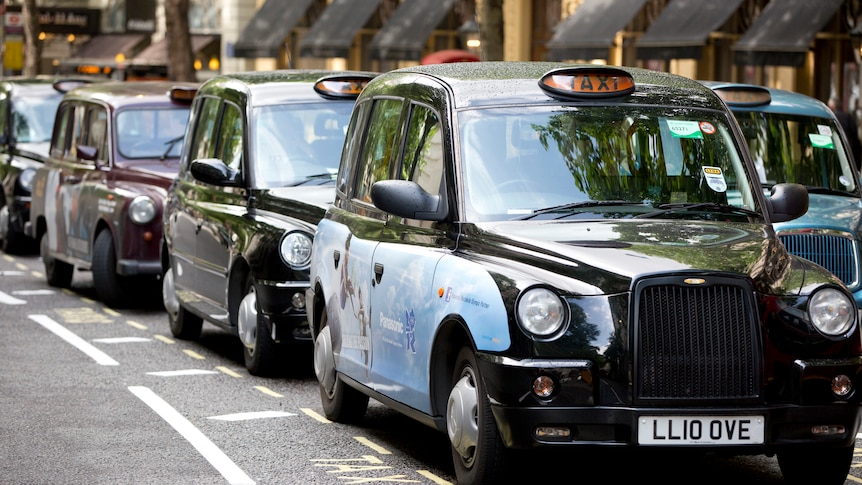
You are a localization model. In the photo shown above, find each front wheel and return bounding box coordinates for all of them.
[40,231,73,288]
[447,346,507,485]
[162,264,202,340]
[316,311,368,422]
[238,275,279,376]
[92,230,133,308]
[777,445,853,485]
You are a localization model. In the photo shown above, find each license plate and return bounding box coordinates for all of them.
[638,415,764,445]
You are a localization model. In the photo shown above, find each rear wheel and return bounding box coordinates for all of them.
[448,346,507,485]
[92,230,134,308]
[40,231,73,288]
[777,445,853,485]
[238,275,280,376]
[162,264,202,340]
[0,205,29,255]
[316,311,368,422]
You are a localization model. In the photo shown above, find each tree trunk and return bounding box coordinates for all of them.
[479,0,504,61]
[22,0,41,76]
[165,0,196,82]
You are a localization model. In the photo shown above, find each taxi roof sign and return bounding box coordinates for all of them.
[539,67,635,100]
[712,86,771,107]
[314,75,375,100]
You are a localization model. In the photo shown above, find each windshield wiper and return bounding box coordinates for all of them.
[634,202,761,219]
[291,172,336,187]
[516,200,645,220]
[161,135,185,160]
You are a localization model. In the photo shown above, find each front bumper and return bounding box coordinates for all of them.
[256,279,312,343]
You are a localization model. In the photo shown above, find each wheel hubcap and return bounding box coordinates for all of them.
[162,269,179,319]
[447,368,479,463]
[237,288,257,350]
[314,326,336,395]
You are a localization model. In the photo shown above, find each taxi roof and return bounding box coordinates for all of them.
[62,80,199,108]
[197,69,378,107]
[700,80,834,118]
[364,61,727,111]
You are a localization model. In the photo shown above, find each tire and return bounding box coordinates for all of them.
[162,264,202,340]
[92,230,134,308]
[40,230,73,288]
[777,445,853,485]
[316,311,368,422]
[238,275,280,376]
[448,346,508,485]
[0,206,29,255]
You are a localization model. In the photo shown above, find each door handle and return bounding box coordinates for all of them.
[333,250,341,269]
[63,175,81,184]
[373,262,383,285]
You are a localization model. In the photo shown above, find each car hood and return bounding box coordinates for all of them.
[469,219,833,296]
[267,185,335,210]
[120,159,181,179]
[773,193,862,235]
[14,142,50,163]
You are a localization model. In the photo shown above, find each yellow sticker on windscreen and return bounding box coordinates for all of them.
[667,120,703,139]
[702,166,727,192]
[809,133,835,149]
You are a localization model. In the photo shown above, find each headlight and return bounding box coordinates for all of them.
[280,231,313,269]
[129,195,157,224]
[808,287,856,337]
[517,287,566,337]
[18,168,35,192]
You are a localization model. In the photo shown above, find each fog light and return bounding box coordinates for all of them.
[292,292,306,309]
[532,375,555,398]
[832,374,853,397]
[811,425,845,436]
[535,426,571,438]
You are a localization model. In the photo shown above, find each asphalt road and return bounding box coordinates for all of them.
[1,251,860,484]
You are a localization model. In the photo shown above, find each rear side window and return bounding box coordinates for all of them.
[353,98,403,203]
[401,104,443,194]
[218,102,243,173]
[187,96,222,165]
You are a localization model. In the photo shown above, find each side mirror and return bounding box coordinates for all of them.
[76,144,98,162]
[370,179,448,221]
[190,158,242,187]
[766,182,808,223]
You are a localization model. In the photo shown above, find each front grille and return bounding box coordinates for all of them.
[779,231,858,289]
[635,278,759,404]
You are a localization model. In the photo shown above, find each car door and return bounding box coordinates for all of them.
[67,103,109,262]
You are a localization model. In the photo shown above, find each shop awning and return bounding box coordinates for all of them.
[233,0,314,58]
[733,0,843,66]
[636,0,745,60]
[131,35,219,66]
[299,0,381,58]
[368,0,456,61]
[59,34,150,68]
[545,0,648,61]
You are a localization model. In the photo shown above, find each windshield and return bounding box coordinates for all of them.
[13,92,63,143]
[733,111,857,194]
[458,106,761,222]
[251,102,354,188]
[116,108,191,159]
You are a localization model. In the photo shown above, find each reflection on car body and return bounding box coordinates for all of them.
[307,63,862,485]
[161,70,376,376]
[703,81,862,307]
[0,77,96,254]
[29,81,196,307]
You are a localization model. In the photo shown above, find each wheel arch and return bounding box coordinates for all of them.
[227,256,252,329]
[429,316,474,430]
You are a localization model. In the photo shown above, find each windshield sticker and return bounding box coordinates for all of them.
[667,120,703,139]
[699,122,716,135]
[702,166,727,192]
[809,133,835,149]
[818,125,833,136]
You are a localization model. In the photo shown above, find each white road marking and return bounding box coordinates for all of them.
[92,337,152,344]
[28,314,119,366]
[128,386,255,485]
[0,291,27,305]
[208,411,297,421]
[146,369,219,377]
[12,289,55,296]
[0,270,25,276]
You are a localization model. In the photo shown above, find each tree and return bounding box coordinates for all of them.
[479,0,504,61]
[165,0,195,82]
[22,0,41,76]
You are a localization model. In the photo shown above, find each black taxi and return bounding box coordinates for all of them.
[29,81,196,307]
[306,62,862,485]
[161,70,376,376]
[0,77,94,254]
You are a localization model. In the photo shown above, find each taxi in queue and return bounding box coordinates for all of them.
[702,81,862,308]
[306,62,862,485]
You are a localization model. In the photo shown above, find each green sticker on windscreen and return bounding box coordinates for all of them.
[667,120,703,139]
[809,133,835,149]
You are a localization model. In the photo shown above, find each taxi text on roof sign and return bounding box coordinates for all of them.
[539,67,636,100]
[314,75,375,99]
[712,86,772,107]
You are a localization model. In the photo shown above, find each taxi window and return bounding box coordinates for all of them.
[83,107,108,164]
[218,102,243,173]
[354,98,403,203]
[116,108,190,159]
[459,106,758,222]
[187,96,222,163]
[401,104,443,194]
[14,92,62,143]
[734,111,857,193]
[50,104,72,159]
[338,100,371,195]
